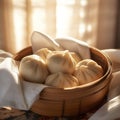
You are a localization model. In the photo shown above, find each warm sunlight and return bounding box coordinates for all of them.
[56,0,90,39]
[57,0,75,5]
[0,0,117,53]
[3,107,12,110]
[11,0,98,53]
[12,0,27,52]
[79,9,86,18]
[87,24,92,32]
[107,96,120,111]
[56,4,72,36]
[32,8,46,31]
[79,23,86,36]
[80,0,88,6]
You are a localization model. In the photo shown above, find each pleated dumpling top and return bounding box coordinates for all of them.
[46,50,76,74]
[74,59,103,85]
[45,72,79,88]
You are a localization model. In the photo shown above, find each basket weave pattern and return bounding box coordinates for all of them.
[14,46,112,117]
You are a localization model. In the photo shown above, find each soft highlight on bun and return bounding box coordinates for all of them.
[46,50,76,74]
[19,54,49,83]
[45,72,79,88]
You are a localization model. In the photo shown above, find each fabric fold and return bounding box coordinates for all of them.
[22,80,47,110]
[55,37,91,59]
[0,58,27,110]
[89,95,120,120]
[31,31,63,52]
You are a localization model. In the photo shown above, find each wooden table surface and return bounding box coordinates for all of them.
[0,107,98,120]
[0,98,106,120]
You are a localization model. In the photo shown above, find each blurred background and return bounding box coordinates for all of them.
[0,0,120,54]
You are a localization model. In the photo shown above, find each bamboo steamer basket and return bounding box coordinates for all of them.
[14,46,112,117]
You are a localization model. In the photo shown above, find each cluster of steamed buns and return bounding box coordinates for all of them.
[19,48,103,88]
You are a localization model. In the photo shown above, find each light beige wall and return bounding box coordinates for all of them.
[96,0,118,49]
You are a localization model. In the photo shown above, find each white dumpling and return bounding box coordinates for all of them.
[19,54,49,83]
[45,72,79,88]
[70,52,82,64]
[46,50,76,74]
[74,59,103,84]
[35,48,52,62]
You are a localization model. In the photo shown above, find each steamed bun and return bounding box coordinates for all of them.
[70,52,82,64]
[19,54,49,83]
[35,48,52,62]
[45,72,79,88]
[74,59,103,84]
[46,50,76,74]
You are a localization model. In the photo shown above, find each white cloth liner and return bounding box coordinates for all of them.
[31,31,63,52]
[89,95,120,120]
[0,58,27,110]
[22,80,47,109]
[55,37,91,59]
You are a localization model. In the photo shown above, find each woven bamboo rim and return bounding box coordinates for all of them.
[14,46,112,117]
